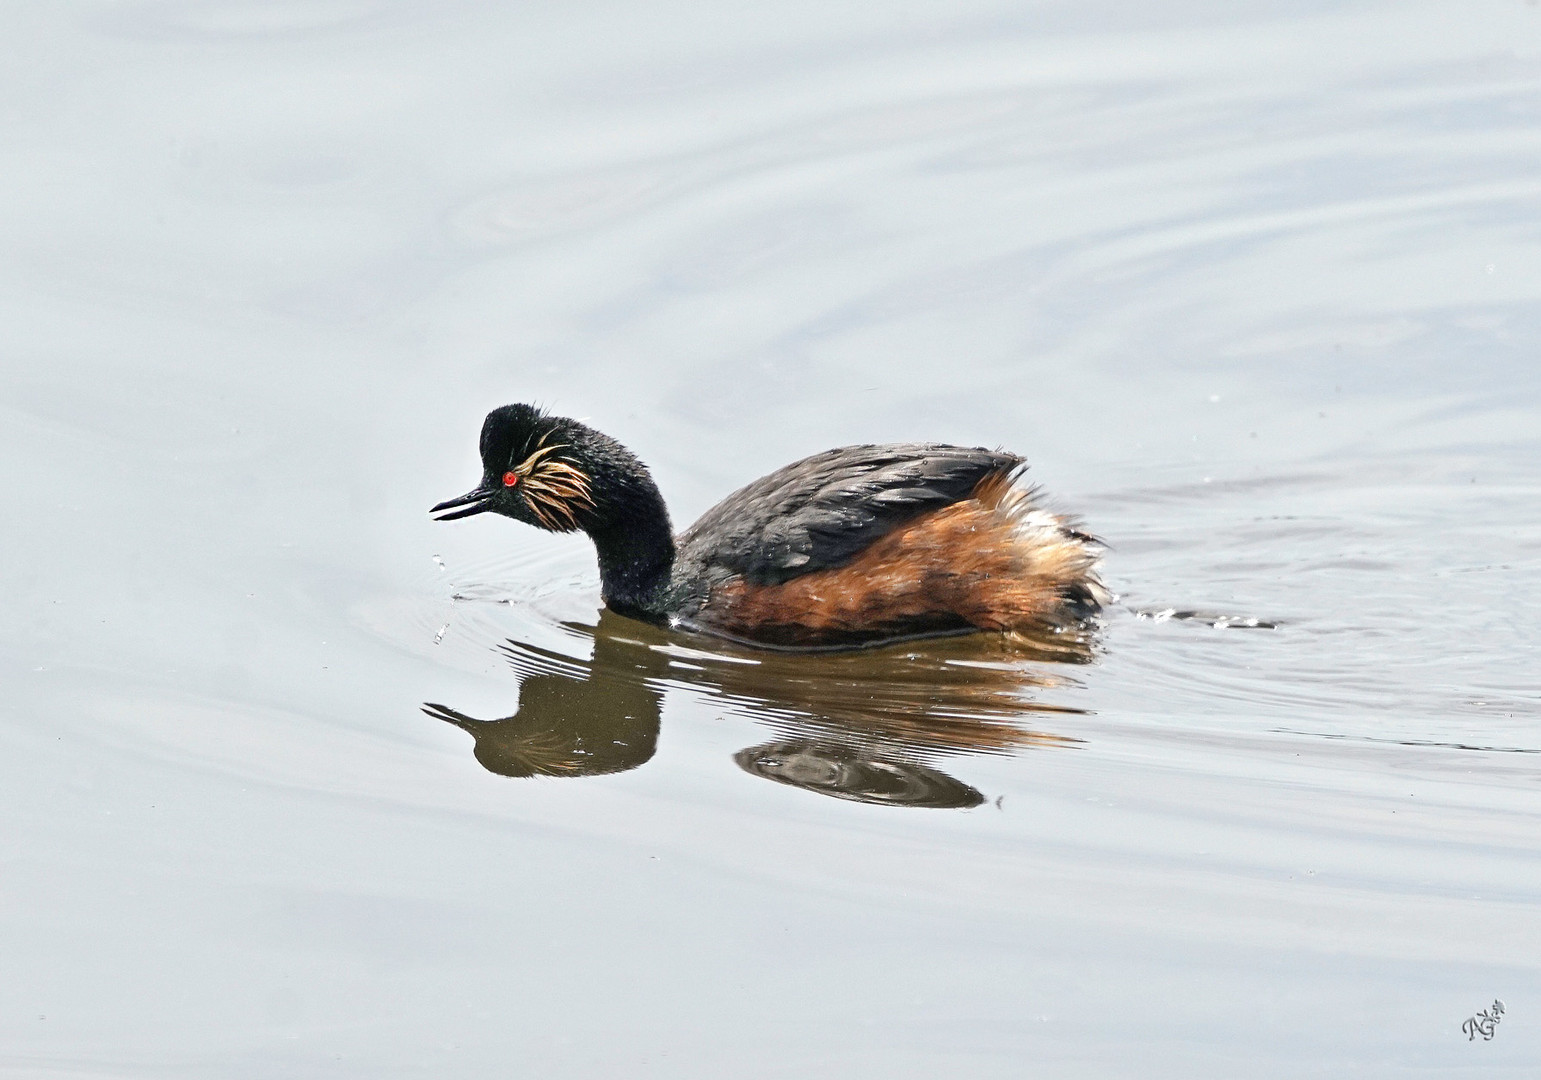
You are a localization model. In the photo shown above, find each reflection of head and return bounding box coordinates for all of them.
[735,739,985,809]
[425,685,657,779]
[423,625,664,778]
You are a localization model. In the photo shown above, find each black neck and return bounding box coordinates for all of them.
[586,489,676,618]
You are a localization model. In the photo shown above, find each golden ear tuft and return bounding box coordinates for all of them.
[511,443,596,531]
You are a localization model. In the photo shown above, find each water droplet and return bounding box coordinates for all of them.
[433,623,449,645]
[432,555,446,571]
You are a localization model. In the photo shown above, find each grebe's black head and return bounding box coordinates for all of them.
[433,404,676,614]
[431,404,597,531]
[431,404,669,540]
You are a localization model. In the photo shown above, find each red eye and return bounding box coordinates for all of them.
[502,471,519,487]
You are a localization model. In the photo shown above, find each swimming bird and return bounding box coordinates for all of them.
[432,404,1107,650]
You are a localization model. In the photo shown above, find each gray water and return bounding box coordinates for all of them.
[3,1,1539,1076]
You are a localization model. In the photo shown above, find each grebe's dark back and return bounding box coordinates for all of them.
[431,404,1107,649]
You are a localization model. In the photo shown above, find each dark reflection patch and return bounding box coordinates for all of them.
[735,739,985,809]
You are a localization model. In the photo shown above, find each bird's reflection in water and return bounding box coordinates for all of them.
[423,611,1092,809]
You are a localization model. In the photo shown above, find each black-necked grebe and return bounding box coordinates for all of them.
[432,404,1107,649]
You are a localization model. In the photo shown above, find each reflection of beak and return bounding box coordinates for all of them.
[431,484,496,521]
[422,702,482,730]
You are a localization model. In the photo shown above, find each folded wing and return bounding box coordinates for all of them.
[677,443,1022,585]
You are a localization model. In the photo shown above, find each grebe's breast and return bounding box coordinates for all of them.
[667,444,1106,649]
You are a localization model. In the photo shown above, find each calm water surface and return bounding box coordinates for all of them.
[3,1,1539,1076]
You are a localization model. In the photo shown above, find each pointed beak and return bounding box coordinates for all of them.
[431,484,496,521]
